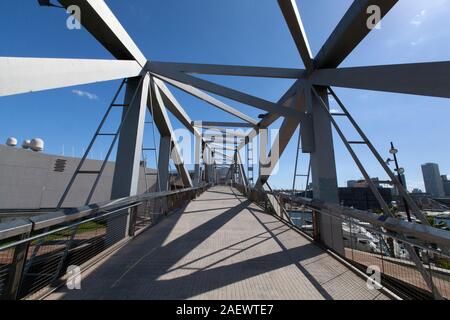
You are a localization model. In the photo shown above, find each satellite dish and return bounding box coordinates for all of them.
[22,139,31,149]
[30,138,44,152]
[6,137,17,147]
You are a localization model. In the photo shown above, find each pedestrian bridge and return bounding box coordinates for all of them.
[1,184,449,300]
[47,186,388,300]
[2,0,450,302]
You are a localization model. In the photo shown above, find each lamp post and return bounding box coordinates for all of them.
[387,142,412,222]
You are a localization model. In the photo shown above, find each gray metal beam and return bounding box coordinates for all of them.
[0,57,142,97]
[255,89,305,186]
[172,146,193,188]
[209,144,236,151]
[256,118,299,186]
[109,74,149,242]
[235,80,302,152]
[237,152,249,187]
[154,80,209,187]
[150,81,193,187]
[152,73,258,125]
[308,86,343,255]
[310,61,450,98]
[193,130,202,187]
[205,137,243,144]
[204,149,214,183]
[214,150,234,159]
[314,0,398,69]
[193,121,255,128]
[111,74,150,200]
[206,136,242,142]
[148,61,304,78]
[203,130,250,138]
[153,78,203,136]
[277,0,314,72]
[58,0,147,66]
[158,136,171,191]
[150,67,306,120]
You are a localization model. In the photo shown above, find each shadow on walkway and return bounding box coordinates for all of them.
[50,186,379,300]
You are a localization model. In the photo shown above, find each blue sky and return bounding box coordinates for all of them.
[1,0,450,190]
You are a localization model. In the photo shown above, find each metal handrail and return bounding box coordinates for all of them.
[0,183,211,300]
[0,185,211,242]
[290,195,450,249]
[239,184,450,299]
[239,184,450,253]
[0,203,139,252]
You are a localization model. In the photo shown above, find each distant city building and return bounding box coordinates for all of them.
[339,187,392,211]
[347,180,357,188]
[421,163,445,197]
[346,178,381,188]
[441,175,450,197]
[297,186,393,211]
[411,188,423,194]
[392,173,407,196]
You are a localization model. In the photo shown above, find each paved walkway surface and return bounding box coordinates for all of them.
[48,186,389,300]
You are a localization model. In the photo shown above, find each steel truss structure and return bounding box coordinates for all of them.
[1,0,450,299]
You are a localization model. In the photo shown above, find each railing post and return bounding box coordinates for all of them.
[128,205,138,237]
[163,196,169,215]
[312,210,320,242]
[4,233,31,300]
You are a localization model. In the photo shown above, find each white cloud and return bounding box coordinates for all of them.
[72,89,98,100]
[410,37,425,46]
[410,9,426,26]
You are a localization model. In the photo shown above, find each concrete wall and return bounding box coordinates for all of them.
[0,145,157,209]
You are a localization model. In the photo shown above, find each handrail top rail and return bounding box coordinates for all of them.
[290,194,450,248]
[242,184,450,250]
[0,184,210,241]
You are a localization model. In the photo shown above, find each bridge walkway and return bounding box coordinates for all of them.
[47,186,389,300]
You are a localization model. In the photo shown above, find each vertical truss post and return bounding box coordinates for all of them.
[109,74,150,242]
[312,86,442,298]
[222,132,227,166]
[292,125,301,192]
[308,86,344,255]
[111,74,150,199]
[193,121,203,187]
[258,127,269,185]
[205,148,213,183]
[158,136,171,191]
[246,135,254,187]
[237,151,249,190]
